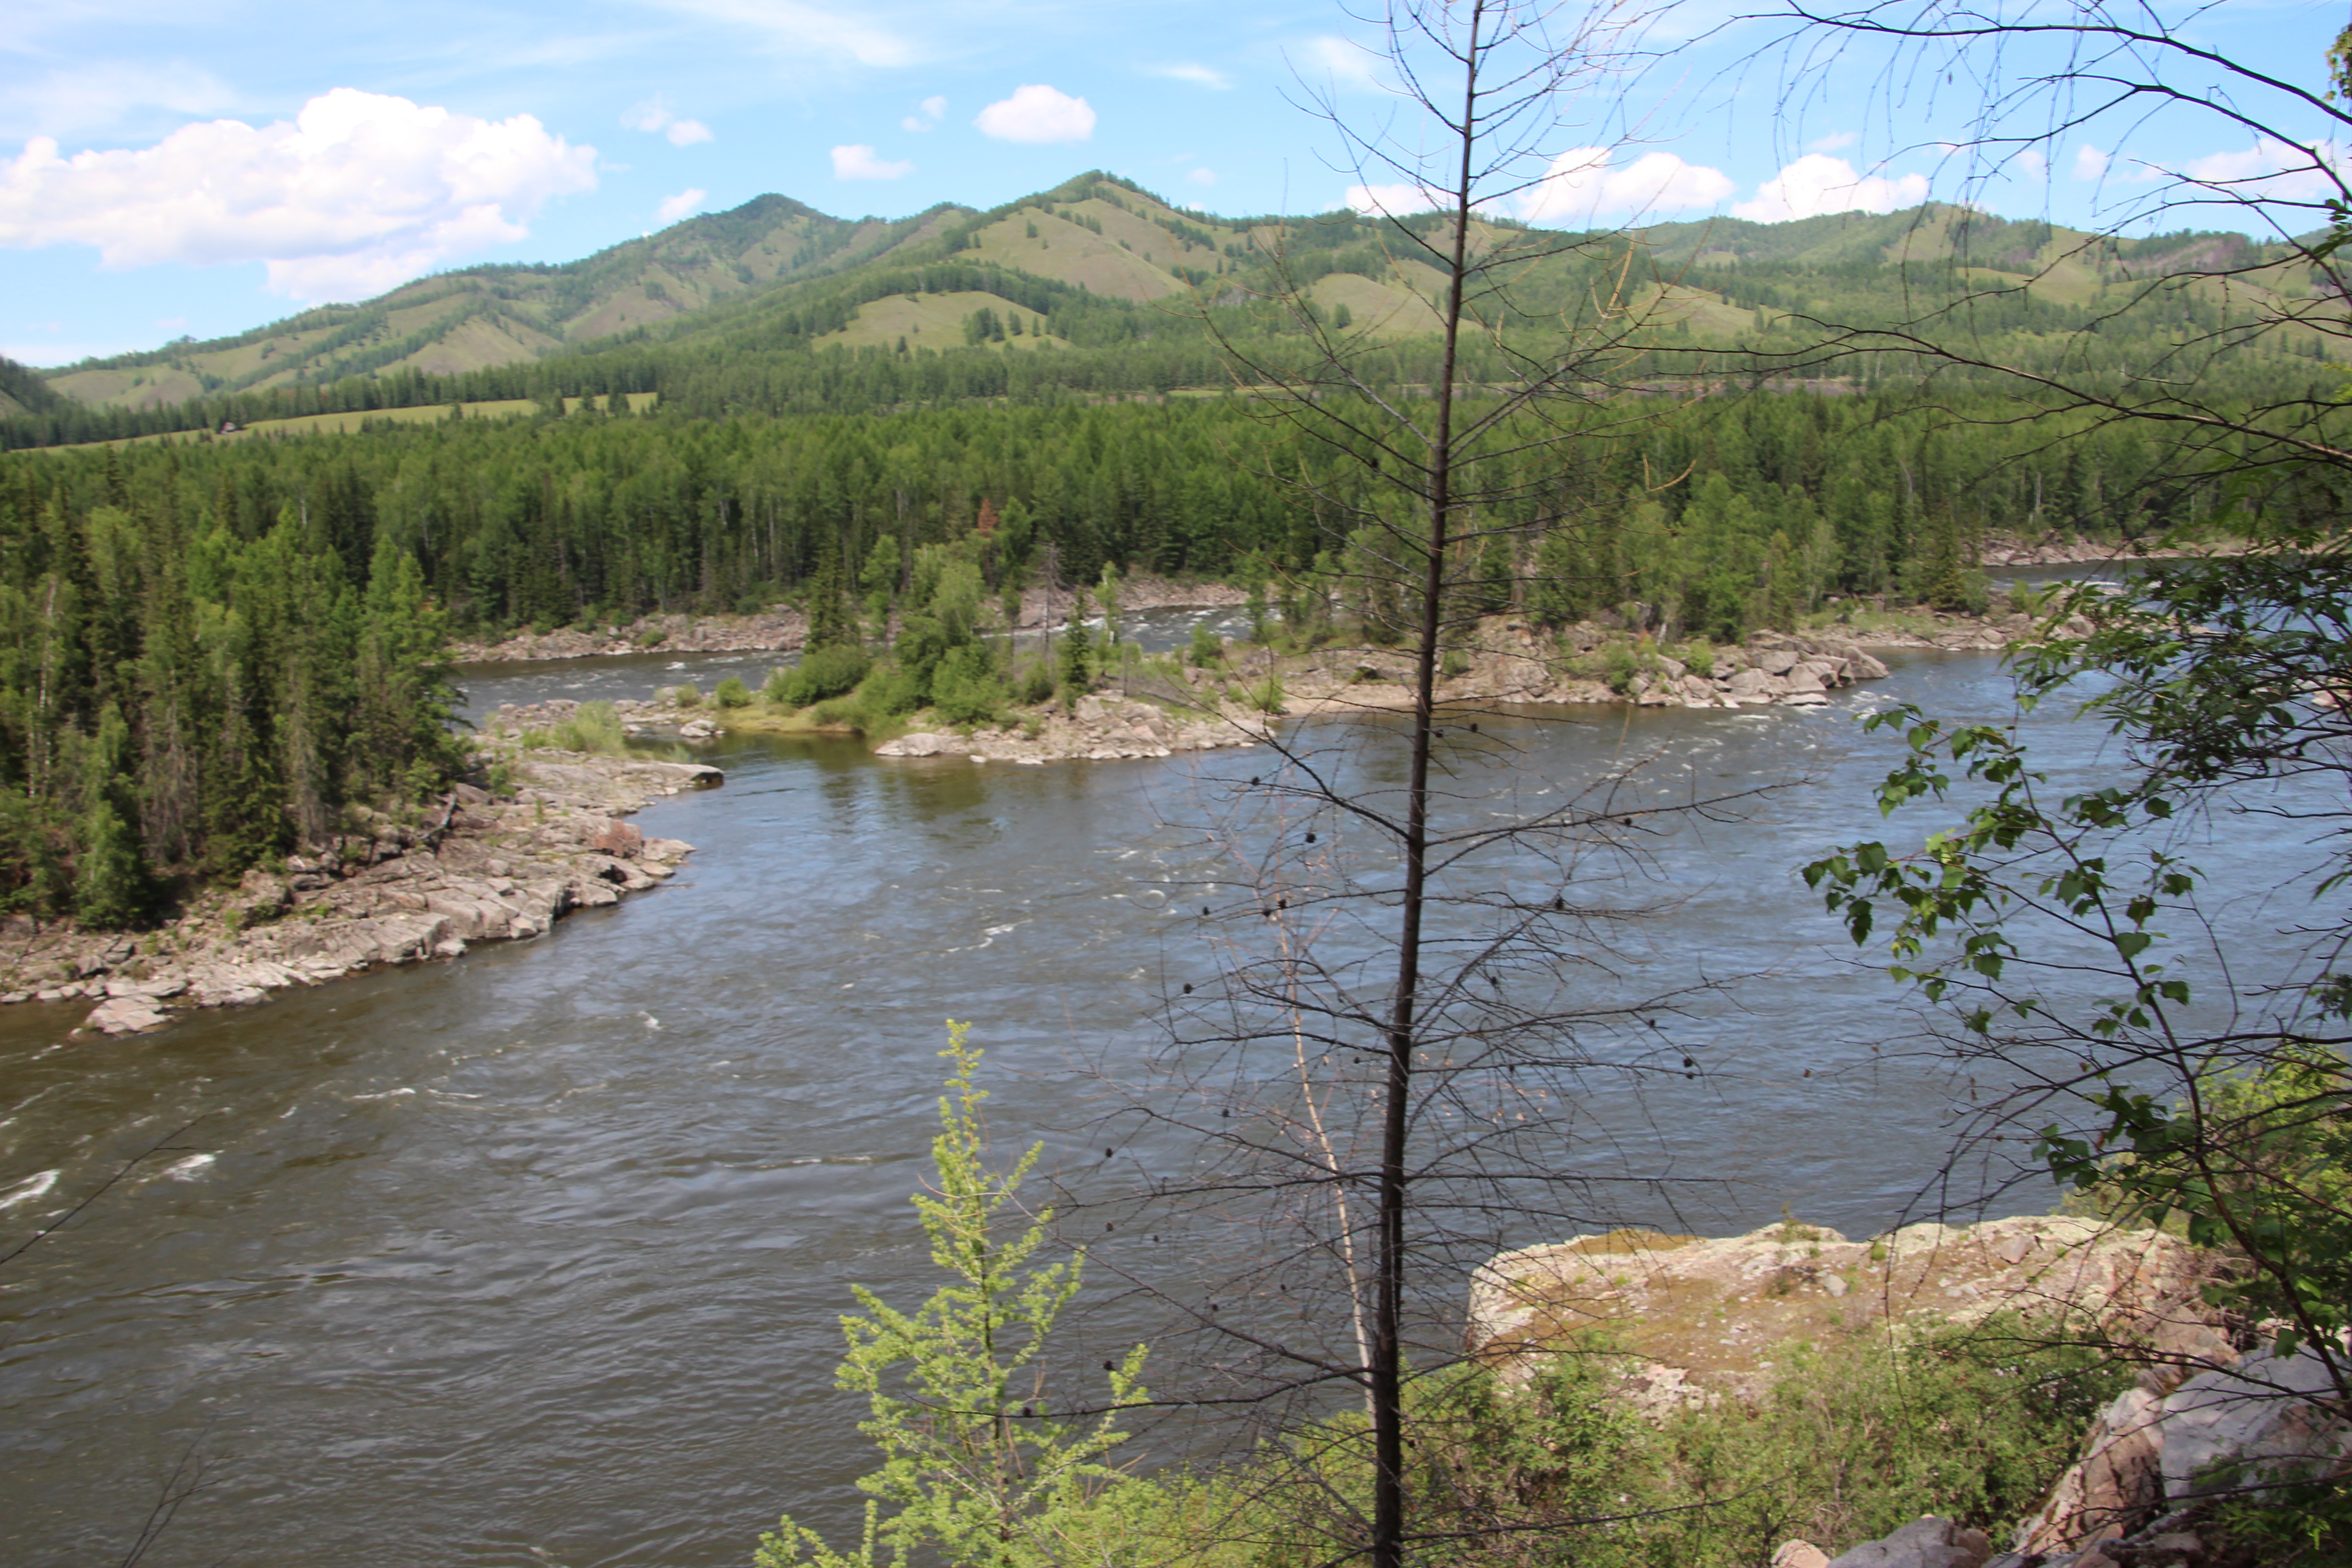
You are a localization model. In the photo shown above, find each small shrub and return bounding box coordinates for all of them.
[859,663,924,717]
[714,675,753,708]
[1600,639,1639,694]
[526,701,627,755]
[932,646,1008,727]
[1015,662,1056,706]
[1441,648,1471,679]
[662,682,703,708]
[634,626,666,648]
[772,643,871,708]
[1242,674,1286,715]
[1189,622,1224,667]
[1681,641,1716,678]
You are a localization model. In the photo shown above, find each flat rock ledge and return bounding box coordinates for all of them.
[1470,1216,2232,1412]
[0,752,719,1037]
[876,695,1275,764]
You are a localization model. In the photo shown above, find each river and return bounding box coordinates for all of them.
[0,596,2311,1567]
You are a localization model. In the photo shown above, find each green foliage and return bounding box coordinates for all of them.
[1156,1322,2122,1568]
[1240,673,1285,715]
[524,700,628,755]
[2051,1048,2352,1359]
[714,675,753,708]
[755,1022,1148,1568]
[1803,585,2352,1388]
[773,646,872,708]
[1058,588,1093,699]
[931,645,1007,727]
[1188,621,1222,668]
[1680,641,1716,678]
[0,480,455,926]
[72,796,149,928]
[1599,639,1640,694]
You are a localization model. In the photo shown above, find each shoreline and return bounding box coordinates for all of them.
[449,575,1250,666]
[0,748,721,1036]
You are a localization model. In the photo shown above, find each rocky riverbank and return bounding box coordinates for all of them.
[875,693,1275,762]
[0,750,720,1036]
[1474,1216,2350,1568]
[450,575,1248,664]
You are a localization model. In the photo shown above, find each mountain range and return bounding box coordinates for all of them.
[1,170,2328,442]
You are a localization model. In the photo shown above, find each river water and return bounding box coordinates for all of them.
[0,594,2308,1568]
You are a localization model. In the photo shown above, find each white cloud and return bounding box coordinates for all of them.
[1520,147,1735,225]
[1187,167,1216,186]
[1299,34,1380,88]
[2178,138,2347,201]
[975,85,1095,145]
[624,98,714,146]
[902,95,947,132]
[1346,182,1445,217]
[832,143,913,179]
[921,96,946,120]
[0,88,598,302]
[1149,64,1233,90]
[2012,147,2048,181]
[656,187,707,223]
[2073,145,2111,182]
[1808,131,1858,153]
[1733,154,1929,222]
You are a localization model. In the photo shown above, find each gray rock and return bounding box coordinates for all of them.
[2158,1346,2352,1500]
[1827,1516,1991,1568]
[1753,648,1802,675]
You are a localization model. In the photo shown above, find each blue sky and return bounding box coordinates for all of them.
[1,0,2339,366]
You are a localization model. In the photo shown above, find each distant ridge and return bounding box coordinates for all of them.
[9,172,2327,447]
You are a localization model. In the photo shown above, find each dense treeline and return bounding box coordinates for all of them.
[0,367,2298,928]
[0,451,463,924]
[5,388,2222,647]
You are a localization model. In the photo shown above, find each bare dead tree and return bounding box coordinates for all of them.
[1061,7,1808,1567]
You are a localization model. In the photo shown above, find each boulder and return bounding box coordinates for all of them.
[1774,1543,1833,1568]
[2157,1347,2352,1501]
[591,820,644,858]
[1725,667,1779,701]
[1753,648,1802,675]
[1826,1516,1991,1568]
[78,995,172,1035]
[875,732,949,758]
[2016,1387,2167,1555]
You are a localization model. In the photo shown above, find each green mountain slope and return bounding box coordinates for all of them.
[40,194,971,410]
[12,174,2339,450]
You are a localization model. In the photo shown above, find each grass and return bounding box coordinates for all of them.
[27,392,658,453]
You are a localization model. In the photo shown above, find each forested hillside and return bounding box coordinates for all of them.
[5,173,2334,450]
[2,170,2336,931]
[0,451,462,926]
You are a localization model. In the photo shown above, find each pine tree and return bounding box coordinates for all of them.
[1057,586,1092,699]
[73,796,147,928]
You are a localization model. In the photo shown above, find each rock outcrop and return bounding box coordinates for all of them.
[1470,1216,2231,1410]
[0,753,715,1035]
[2010,1345,2352,1558]
[874,694,1274,764]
